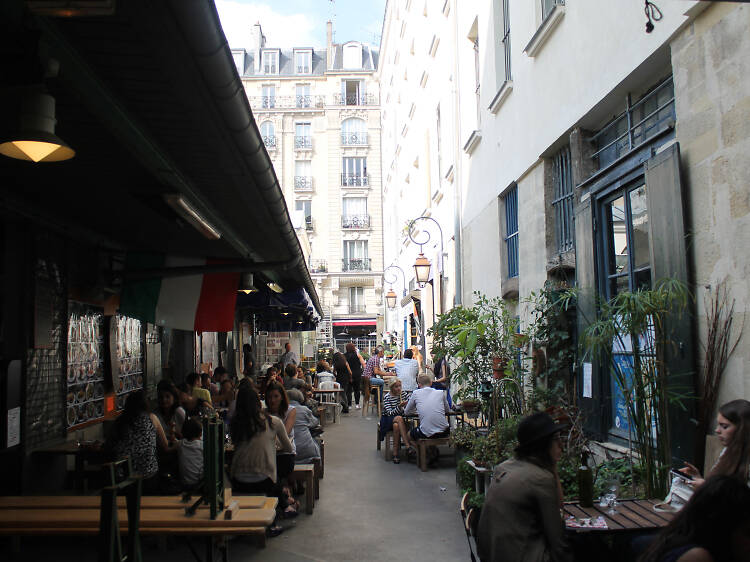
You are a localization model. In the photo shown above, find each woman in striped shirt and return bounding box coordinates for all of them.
[380,380,414,464]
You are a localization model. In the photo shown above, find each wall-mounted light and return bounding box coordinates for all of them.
[267,282,284,293]
[163,194,222,240]
[385,287,397,309]
[237,273,258,294]
[0,93,75,163]
[413,252,431,288]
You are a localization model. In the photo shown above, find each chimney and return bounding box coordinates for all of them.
[326,21,334,70]
[250,22,265,73]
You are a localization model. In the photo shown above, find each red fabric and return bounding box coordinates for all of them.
[194,260,239,332]
[332,320,376,326]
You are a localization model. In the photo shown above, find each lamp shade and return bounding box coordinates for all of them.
[385,287,397,309]
[413,253,431,287]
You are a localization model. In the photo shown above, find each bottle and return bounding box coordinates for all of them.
[578,451,594,507]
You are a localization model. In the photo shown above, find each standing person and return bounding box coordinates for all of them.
[380,380,413,464]
[279,342,299,369]
[344,342,366,409]
[230,384,296,529]
[680,399,750,487]
[242,343,257,381]
[430,349,453,408]
[332,350,352,414]
[394,348,420,394]
[476,412,572,562]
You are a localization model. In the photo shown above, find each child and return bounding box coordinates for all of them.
[178,417,204,489]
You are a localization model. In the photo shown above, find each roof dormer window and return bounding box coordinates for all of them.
[294,49,312,74]
[261,50,279,74]
[343,42,362,70]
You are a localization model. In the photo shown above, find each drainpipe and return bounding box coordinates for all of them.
[451,0,463,305]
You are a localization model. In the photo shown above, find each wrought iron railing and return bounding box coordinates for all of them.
[294,176,313,191]
[341,215,371,229]
[296,95,312,108]
[295,136,312,149]
[249,95,325,110]
[332,93,378,106]
[341,132,368,146]
[342,258,371,272]
[259,95,275,108]
[309,259,328,273]
[262,135,276,148]
[341,174,369,187]
[552,146,575,253]
[296,65,311,74]
[305,217,314,231]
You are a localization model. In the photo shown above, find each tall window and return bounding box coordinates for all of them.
[295,122,311,149]
[260,121,276,148]
[341,118,367,146]
[294,50,312,73]
[504,186,519,278]
[500,0,512,82]
[261,50,278,74]
[552,145,574,253]
[342,157,368,186]
[261,85,275,108]
[343,240,369,271]
[341,80,362,105]
[294,160,312,191]
[296,84,311,108]
[295,199,312,230]
[342,197,369,228]
[349,287,365,313]
[542,0,564,21]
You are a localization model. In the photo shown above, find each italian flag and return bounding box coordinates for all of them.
[119,254,239,332]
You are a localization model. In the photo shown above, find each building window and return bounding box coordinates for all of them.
[349,287,365,313]
[294,160,312,191]
[343,240,370,271]
[341,118,367,146]
[467,18,480,127]
[343,42,362,69]
[296,84,311,108]
[500,0,512,82]
[295,200,312,230]
[338,80,363,105]
[294,50,312,73]
[261,50,279,74]
[504,186,519,278]
[541,0,564,21]
[342,197,369,228]
[342,157,368,186]
[295,122,312,149]
[552,145,574,253]
[261,85,275,108]
[260,121,276,148]
[591,76,675,171]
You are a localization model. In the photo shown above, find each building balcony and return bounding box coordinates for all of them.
[341,215,370,229]
[304,217,313,231]
[248,95,325,110]
[309,259,328,273]
[294,176,313,192]
[341,174,369,187]
[332,93,378,106]
[262,135,276,149]
[341,132,368,146]
[348,304,366,314]
[294,136,312,150]
[342,258,371,272]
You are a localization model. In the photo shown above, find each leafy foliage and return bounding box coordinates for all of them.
[449,424,477,450]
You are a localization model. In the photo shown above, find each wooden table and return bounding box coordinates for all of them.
[563,499,674,533]
[33,441,106,492]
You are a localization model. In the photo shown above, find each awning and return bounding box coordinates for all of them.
[332,320,377,326]
[237,287,319,332]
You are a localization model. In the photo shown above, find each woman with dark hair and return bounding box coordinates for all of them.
[108,390,173,493]
[153,380,186,440]
[230,384,295,526]
[680,399,750,487]
[638,475,750,562]
[477,412,572,562]
[332,350,352,413]
[344,342,366,409]
[264,380,298,508]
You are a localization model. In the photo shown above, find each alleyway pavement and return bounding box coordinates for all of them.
[4,409,469,562]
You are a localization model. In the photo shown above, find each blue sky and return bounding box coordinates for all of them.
[215,0,387,50]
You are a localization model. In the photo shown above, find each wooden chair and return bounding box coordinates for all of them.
[416,436,451,471]
[288,464,316,515]
[362,382,382,417]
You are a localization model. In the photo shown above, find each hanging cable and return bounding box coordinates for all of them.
[644,0,663,33]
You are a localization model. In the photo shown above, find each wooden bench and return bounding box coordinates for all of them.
[416,437,451,471]
[0,495,267,510]
[288,464,316,514]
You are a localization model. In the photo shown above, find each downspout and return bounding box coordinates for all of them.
[451,0,464,305]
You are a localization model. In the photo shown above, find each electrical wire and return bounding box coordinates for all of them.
[644,0,663,33]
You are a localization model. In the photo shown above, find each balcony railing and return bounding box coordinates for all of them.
[305,217,314,231]
[348,304,366,314]
[249,95,326,110]
[262,135,276,148]
[341,215,371,229]
[294,176,313,191]
[296,95,313,108]
[341,174,369,187]
[295,136,312,149]
[332,93,378,106]
[259,96,275,108]
[342,258,371,272]
[309,259,328,273]
[341,132,368,146]
[296,65,311,74]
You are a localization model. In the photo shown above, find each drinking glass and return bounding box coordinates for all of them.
[603,477,620,515]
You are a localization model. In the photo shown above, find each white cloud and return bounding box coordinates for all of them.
[215,1,320,49]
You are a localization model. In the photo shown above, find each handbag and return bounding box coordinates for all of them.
[653,475,694,512]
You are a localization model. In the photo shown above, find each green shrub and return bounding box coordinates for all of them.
[457,458,475,491]
[465,490,485,509]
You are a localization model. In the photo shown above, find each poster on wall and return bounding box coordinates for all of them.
[114,315,144,411]
[611,354,634,433]
[66,303,106,429]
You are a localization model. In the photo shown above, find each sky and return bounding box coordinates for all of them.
[215,0,387,50]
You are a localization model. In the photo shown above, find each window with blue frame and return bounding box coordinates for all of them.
[504,186,519,278]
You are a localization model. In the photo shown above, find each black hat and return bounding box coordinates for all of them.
[517,412,569,449]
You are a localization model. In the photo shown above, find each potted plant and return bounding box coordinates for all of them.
[450,425,477,461]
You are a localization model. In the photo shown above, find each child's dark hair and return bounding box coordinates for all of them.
[182,417,202,440]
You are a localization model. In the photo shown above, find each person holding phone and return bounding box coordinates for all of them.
[680,399,750,488]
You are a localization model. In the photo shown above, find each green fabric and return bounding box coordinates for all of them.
[118,253,164,324]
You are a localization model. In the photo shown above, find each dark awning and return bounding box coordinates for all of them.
[0,0,321,316]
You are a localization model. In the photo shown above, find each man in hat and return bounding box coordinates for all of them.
[477,412,572,562]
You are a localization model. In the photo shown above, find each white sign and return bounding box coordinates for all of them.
[582,362,593,398]
[7,407,20,448]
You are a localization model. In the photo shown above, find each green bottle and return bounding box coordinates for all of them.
[578,451,594,507]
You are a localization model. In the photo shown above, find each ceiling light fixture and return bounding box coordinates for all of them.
[0,93,75,163]
[267,282,284,293]
[237,273,258,294]
[163,194,222,240]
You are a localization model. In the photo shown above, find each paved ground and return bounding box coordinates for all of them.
[3,409,469,562]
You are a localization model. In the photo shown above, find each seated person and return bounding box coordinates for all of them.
[177,382,213,418]
[178,417,204,490]
[362,347,387,393]
[394,348,419,393]
[286,389,321,465]
[186,372,212,405]
[283,363,307,391]
[315,360,336,386]
[404,374,450,441]
[380,380,413,464]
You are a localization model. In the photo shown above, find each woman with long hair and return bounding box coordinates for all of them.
[332,350,352,413]
[379,379,413,464]
[344,342,366,409]
[153,380,185,441]
[638,475,750,562]
[681,399,750,487]
[230,384,295,525]
[477,412,572,562]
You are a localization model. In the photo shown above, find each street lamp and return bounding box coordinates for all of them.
[383,264,406,310]
[407,216,445,290]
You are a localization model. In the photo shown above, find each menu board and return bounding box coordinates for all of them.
[115,315,144,410]
[66,303,105,429]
